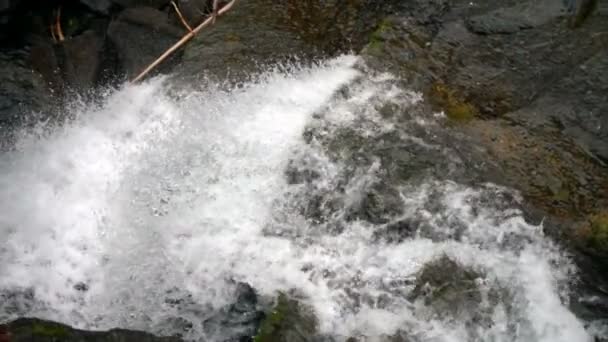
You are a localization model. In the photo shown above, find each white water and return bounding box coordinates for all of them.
[0,56,596,341]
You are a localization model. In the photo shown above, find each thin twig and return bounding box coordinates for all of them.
[131,0,237,83]
[211,0,219,24]
[56,7,65,42]
[50,23,57,43]
[170,1,193,32]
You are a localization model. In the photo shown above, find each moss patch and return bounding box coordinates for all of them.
[428,83,478,122]
[254,293,317,342]
[576,211,608,254]
[365,18,394,54]
[31,322,69,338]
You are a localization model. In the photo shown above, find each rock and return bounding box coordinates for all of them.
[203,282,264,342]
[108,6,184,78]
[175,0,211,25]
[80,0,114,15]
[112,0,170,9]
[63,30,105,91]
[0,49,53,141]
[2,318,183,342]
[0,0,10,12]
[575,211,608,257]
[466,0,569,34]
[408,256,506,340]
[177,0,312,81]
[253,293,317,342]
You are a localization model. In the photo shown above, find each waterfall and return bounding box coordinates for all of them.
[0,56,593,341]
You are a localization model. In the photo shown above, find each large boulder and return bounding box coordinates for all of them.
[108,6,184,79]
[62,30,106,91]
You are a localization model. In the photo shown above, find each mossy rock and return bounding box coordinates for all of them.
[254,293,317,342]
[576,211,608,255]
[363,18,394,55]
[427,83,479,122]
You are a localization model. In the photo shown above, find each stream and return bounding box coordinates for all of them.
[0,55,599,341]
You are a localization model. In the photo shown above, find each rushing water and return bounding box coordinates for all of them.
[0,56,598,341]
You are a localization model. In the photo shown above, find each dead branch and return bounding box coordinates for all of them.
[131,0,237,83]
[170,1,193,32]
[50,23,58,43]
[56,7,65,42]
[211,0,219,24]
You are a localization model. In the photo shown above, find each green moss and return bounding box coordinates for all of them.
[588,212,608,252]
[253,293,317,342]
[428,83,478,122]
[31,323,69,338]
[254,293,290,342]
[365,18,394,54]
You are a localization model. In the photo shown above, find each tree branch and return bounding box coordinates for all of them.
[130,0,237,83]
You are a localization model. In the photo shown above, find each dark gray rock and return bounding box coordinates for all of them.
[177,0,312,81]
[80,0,114,15]
[175,0,211,25]
[0,0,10,12]
[466,0,569,34]
[112,0,169,9]
[0,49,53,140]
[2,318,182,342]
[108,6,183,78]
[203,282,264,341]
[63,30,105,91]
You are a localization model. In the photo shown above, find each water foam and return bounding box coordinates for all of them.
[0,56,596,341]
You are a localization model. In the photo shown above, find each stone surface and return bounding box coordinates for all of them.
[63,30,105,91]
[2,318,182,342]
[112,0,170,9]
[108,6,183,78]
[80,0,114,15]
[0,49,53,143]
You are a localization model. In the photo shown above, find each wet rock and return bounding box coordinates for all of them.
[466,0,569,34]
[253,293,317,342]
[408,256,506,340]
[0,0,10,13]
[346,183,403,225]
[569,0,599,28]
[63,30,105,91]
[203,283,264,342]
[0,49,53,141]
[372,219,418,244]
[112,0,170,9]
[175,0,212,25]
[80,0,114,15]
[574,211,608,257]
[108,6,183,78]
[2,318,182,341]
[177,0,312,82]
[410,256,483,314]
